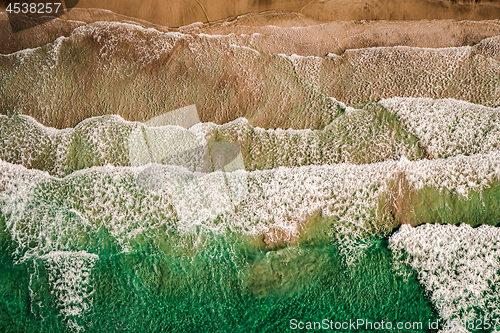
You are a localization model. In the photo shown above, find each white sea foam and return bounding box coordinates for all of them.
[2,104,422,177]
[390,224,500,325]
[380,97,500,158]
[2,150,500,264]
[31,251,98,333]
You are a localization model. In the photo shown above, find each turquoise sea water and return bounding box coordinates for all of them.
[0,231,438,333]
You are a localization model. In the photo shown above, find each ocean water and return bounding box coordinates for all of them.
[0,230,438,333]
[2,19,500,333]
[1,125,500,332]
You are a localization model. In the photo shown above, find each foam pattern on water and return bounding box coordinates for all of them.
[396,149,500,197]
[3,17,500,333]
[2,21,500,130]
[0,21,338,129]
[0,114,211,177]
[390,224,500,326]
[2,150,500,262]
[32,251,98,333]
[380,97,500,159]
[339,46,500,106]
[473,35,500,61]
[163,166,248,226]
[128,125,209,172]
[0,163,175,260]
[1,108,426,177]
[210,107,425,169]
[4,96,499,181]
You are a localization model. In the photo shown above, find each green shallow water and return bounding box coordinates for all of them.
[0,233,438,333]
